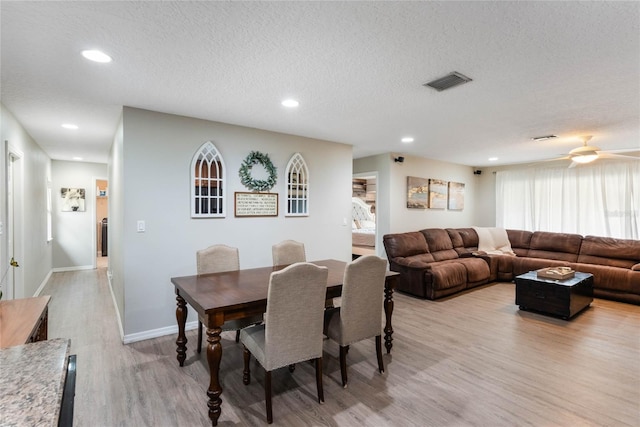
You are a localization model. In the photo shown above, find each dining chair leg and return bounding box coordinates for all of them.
[339,345,348,388]
[375,335,384,373]
[197,321,203,354]
[242,347,251,385]
[265,370,273,424]
[235,329,241,343]
[288,364,296,373]
[315,357,324,403]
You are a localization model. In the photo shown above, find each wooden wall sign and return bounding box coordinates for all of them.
[234,192,278,217]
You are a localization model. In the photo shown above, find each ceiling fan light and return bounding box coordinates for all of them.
[571,152,598,164]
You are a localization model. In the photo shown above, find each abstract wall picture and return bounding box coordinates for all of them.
[407,176,429,209]
[448,181,465,210]
[61,187,86,212]
[428,179,448,209]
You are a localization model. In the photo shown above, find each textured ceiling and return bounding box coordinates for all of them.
[1,1,639,166]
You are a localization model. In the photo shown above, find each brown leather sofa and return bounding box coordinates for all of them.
[383,228,640,305]
[382,228,491,299]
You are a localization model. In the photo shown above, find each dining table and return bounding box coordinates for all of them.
[171,258,398,426]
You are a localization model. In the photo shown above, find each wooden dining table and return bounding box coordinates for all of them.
[171,259,398,426]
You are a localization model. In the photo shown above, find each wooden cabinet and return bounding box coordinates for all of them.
[0,295,50,348]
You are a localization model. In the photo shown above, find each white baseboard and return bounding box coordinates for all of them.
[33,270,53,297]
[106,270,125,342]
[52,265,94,272]
[123,321,198,344]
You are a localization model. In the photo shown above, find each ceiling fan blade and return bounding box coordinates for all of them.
[598,152,640,160]
[568,161,579,169]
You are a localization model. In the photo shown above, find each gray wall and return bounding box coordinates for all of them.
[114,107,353,339]
[52,160,108,269]
[0,103,52,298]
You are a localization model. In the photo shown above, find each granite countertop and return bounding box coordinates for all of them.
[0,338,71,426]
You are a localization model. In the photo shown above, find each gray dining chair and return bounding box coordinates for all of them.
[272,239,306,266]
[323,254,387,388]
[196,244,262,353]
[240,262,329,424]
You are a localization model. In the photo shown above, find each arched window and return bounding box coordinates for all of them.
[191,141,226,218]
[285,153,309,216]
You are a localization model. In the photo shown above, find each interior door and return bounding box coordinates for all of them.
[6,149,24,299]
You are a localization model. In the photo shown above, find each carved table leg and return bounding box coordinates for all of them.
[175,291,188,367]
[206,325,223,426]
[384,276,396,354]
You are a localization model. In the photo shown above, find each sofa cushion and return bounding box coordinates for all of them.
[421,228,458,261]
[458,257,491,284]
[427,261,467,290]
[528,231,582,262]
[578,236,640,269]
[506,229,533,257]
[447,228,479,255]
[394,253,436,267]
[383,232,429,258]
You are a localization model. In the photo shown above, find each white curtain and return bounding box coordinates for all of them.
[496,161,640,239]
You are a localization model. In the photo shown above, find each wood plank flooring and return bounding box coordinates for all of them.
[42,269,640,426]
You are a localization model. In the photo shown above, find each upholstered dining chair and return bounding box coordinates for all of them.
[240,262,329,424]
[196,244,263,353]
[323,254,387,388]
[271,239,306,266]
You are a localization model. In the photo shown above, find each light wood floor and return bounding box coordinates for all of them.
[42,268,640,426]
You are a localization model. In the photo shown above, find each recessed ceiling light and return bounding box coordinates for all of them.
[281,99,299,108]
[401,137,414,143]
[62,123,79,130]
[488,157,498,161]
[72,157,83,161]
[81,49,112,63]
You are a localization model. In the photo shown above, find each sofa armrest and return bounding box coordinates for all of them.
[632,263,640,271]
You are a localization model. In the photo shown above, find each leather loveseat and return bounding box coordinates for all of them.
[383,228,640,305]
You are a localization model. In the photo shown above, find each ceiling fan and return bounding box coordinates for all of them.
[555,136,639,168]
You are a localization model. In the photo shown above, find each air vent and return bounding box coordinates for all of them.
[423,72,473,91]
[531,135,558,141]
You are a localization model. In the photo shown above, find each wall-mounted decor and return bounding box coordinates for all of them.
[285,153,309,216]
[407,176,429,209]
[428,179,448,209]
[61,187,86,212]
[239,151,277,192]
[191,141,226,218]
[448,181,465,210]
[234,192,278,217]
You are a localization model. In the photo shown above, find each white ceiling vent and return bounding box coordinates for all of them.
[423,72,473,91]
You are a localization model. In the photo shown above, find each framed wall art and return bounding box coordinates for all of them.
[407,176,429,209]
[448,181,465,210]
[61,187,86,212]
[428,179,447,209]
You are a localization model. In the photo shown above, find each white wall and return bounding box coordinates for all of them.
[115,107,353,339]
[51,160,108,270]
[0,103,52,298]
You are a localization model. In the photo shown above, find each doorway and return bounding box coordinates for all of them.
[351,172,377,259]
[94,178,108,269]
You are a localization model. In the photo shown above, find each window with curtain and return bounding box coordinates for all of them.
[496,161,639,239]
[191,141,226,218]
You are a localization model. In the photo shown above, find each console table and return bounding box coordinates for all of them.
[0,295,51,348]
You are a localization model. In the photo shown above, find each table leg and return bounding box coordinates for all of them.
[206,325,223,426]
[175,291,188,367]
[384,276,396,354]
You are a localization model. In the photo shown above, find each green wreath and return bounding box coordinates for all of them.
[239,151,277,191]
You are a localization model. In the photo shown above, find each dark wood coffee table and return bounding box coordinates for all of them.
[515,271,593,319]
